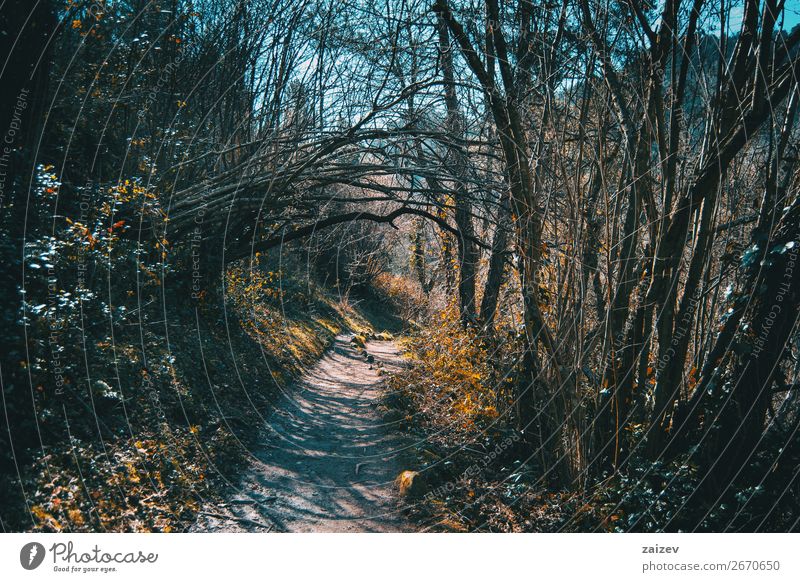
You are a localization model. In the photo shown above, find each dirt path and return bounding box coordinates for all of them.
[193,334,413,532]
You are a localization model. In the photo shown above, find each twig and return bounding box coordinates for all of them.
[199,511,273,531]
[228,496,277,505]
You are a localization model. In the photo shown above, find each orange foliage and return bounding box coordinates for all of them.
[389,300,505,441]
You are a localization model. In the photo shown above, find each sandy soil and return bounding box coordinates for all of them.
[192,334,413,532]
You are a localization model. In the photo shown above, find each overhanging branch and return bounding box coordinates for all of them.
[225,206,491,264]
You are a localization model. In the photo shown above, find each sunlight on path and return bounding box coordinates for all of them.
[193,334,412,532]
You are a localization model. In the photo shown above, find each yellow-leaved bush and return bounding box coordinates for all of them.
[390,299,509,442]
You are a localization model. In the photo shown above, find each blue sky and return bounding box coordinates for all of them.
[779,2,799,30]
[705,1,800,32]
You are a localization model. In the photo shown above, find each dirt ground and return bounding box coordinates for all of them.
[192,334,414,532]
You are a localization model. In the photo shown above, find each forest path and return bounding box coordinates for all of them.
[193,334,413,532]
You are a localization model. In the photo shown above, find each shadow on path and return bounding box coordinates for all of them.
[193,334,413,532]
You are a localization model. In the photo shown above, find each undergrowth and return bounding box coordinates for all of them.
[389,295,799,533]
[1,245,372,532]
[385,298,540,532]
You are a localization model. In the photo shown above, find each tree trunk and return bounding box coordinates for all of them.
[437,14,478,325]
[479,191,510,330]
